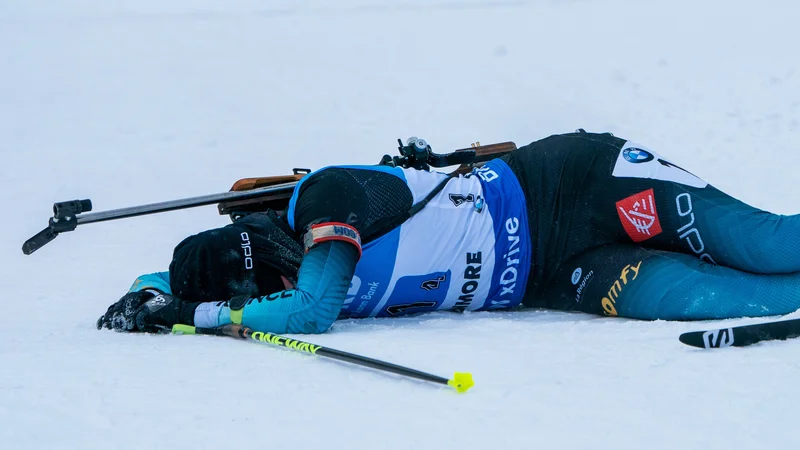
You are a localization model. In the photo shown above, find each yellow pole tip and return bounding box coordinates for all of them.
[448,372,475,393]
[172,324,196,335]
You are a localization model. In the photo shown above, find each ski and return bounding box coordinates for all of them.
[679,317,800,349]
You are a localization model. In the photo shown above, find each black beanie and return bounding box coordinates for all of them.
[169,211,303,303]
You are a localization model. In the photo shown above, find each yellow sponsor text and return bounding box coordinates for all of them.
[601,261,643,316]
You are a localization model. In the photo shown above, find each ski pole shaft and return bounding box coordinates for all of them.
[172,324,474,393]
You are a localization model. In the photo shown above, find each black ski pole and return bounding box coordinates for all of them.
[172,324,474,393]
[22,181,299,255]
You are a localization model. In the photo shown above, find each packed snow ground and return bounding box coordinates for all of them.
[2,1,800,449]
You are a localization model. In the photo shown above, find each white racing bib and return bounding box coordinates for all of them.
[336,160,532,318]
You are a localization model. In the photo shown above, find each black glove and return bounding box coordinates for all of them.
[97,291,197,333]
[97,291,154,332]
[133,293,197,333]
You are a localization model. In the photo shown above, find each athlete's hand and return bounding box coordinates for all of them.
[97,292,193,333]
[97,291,156,332]
[133,293,192,333]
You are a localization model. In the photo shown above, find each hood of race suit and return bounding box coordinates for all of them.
[169,210,303,303]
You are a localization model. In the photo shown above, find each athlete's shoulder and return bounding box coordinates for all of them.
[533,129,626,149]
[287,164,415,234]
[308,164,404,177]
[294,165,410,197]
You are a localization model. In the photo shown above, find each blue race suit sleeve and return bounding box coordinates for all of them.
[212,240,358,334]
[195,167,369,333]
[128,272,172,294]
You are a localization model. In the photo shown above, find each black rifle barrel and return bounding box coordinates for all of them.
[76,181,297,225]
[22,181,298,255]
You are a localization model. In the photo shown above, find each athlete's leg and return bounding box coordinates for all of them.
[540,244,800,320]
[504,130,800,304]
[621,166,800,275]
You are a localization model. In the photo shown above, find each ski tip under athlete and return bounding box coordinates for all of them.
[98,130,800,335]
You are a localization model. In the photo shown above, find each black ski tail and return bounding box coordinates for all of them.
[679,317,800,349]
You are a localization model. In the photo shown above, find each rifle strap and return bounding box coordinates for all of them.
[407,175,452,219]
[365,174,454,243]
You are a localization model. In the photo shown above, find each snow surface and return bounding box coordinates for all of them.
[2,1,800,449]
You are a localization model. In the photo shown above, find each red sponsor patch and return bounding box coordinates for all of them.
[616,189,662,242]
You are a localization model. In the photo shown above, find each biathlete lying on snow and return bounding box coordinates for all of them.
[98,130,800,334]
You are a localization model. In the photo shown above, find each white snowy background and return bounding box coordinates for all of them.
[2,1,800,449]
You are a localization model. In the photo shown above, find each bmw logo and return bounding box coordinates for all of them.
[623,147,654,163]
